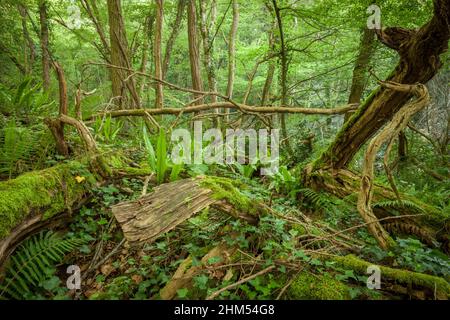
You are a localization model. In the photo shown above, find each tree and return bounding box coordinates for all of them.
[163,0,186,78]
[225,0,239,120]
[154,0,164,108]
[39,0,50,90]
[344,27,375,122]
[186,0,203,104]
[107,0,140,108]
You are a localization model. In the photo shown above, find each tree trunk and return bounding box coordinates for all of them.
[138,13,154,98]
[107,0,140,108]
[272,0,292,153]
[261,27,276,106]
[18,4,36,74]
[312,0,450,172]
[39,0,50,90]
[187,0,203,105]
[225,0,239,120]
[154,0,164,108]
[344,27,375,122]
[162,0,186,78]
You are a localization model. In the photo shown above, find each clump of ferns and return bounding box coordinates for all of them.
[371,199,425,214]
[297,188,336,213]
[0,231,85,300]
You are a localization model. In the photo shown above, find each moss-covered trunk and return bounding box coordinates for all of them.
[311,0,449,171]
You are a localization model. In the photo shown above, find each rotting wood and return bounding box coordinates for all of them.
[111,176,261,245]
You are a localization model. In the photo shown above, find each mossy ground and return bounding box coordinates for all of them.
[287,272,350,300]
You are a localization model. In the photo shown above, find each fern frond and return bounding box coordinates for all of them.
[372,199,425,213]
[0,231,84,300]
[298,188,334,210]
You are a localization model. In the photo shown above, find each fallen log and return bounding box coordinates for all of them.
[0,159,98,266]
[111,176,262,245]
[0,153,148,266]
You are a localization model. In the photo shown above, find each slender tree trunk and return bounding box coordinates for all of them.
[18,4,36,74]
[225,0,239,120]
[163,0,186,78]
[199,0,219,125]
[344,27,375,122]
[39,0,50,90]
[154,0,164,108]
[107,0,140,108]
[187,0,203,104]
[272,0,292,153]
[138,13,154,98]
[80,0,111,60]
[261,29,276,106]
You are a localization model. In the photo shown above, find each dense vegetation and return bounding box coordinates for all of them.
[0,0,448,300]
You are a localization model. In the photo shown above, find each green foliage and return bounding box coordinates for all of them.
[363,238,450,278]
[269,165,298,197]
[142,126,182,184]
[156,129,168,185]
[94,116,123,144]
[0,231,84,300]
[0,119,36,177]
[298,188,334,211]
[372,199,425,213]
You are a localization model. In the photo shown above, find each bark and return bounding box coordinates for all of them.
[225,0,239,119]
[154,0,164,108]
[186,0,203,104]
[45,62,69,156]
[357,82,430,249]
[199,0,218,102]
[313,0,450,171]
[272,0,292,153]
[39,0,50,90]
[138,13,154,97]
[261,29,276,106]
[89,102,357,119]
[344,27,375,122]
[162,0,186,78]
[107,0,140,108]
[18,4,36,74]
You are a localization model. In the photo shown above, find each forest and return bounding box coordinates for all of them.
[0,0,448,302]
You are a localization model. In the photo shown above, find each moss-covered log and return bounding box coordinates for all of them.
[0,159,102,265]
[0,152,145,266]
[333,254,450,300]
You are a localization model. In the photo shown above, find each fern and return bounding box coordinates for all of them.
[0,119,37,177]
[0,231,84,300]
[298,188,334,210]
[372,199,425,213]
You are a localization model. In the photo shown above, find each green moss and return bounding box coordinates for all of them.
[0,161,95,238]
[200,176,257,215]
[333,255,450,298]
[288,272,350,300]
